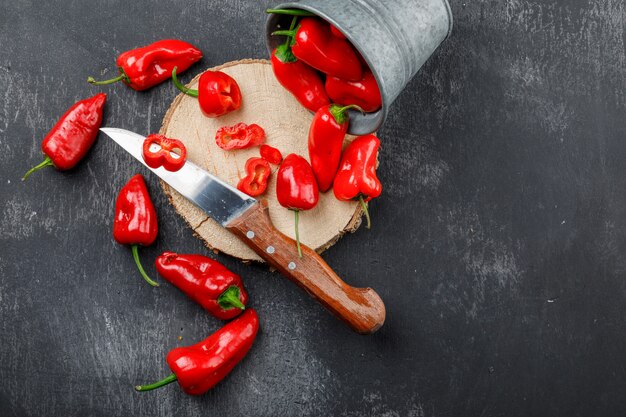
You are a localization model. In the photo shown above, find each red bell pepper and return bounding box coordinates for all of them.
[172,67,242,118]
[113,174,159,287]
[155,252,248,320]
[325,70,382,112]
[237,157,271,197]
[276,154,319,257]
[308,103,362,192]
[260,144,283,165]
[142,134,187,172]
[333,134,382,229]
[88,40,202,91]
[135,308,259,395]
[23,93,106,180]
[215,123,265,150]
[273,17,363,81]
[270,17,329,113]
[330,25,346,39]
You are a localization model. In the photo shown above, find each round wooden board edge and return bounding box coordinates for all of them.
[159,58,364,263]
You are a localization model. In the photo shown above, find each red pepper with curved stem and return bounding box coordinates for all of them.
[273,17,362,81]
[271,17,329,112]
[88,40,202,91]
[333,134,382,229]
[113,174,159,287]
[325,70,382,112]
[135,308,259,395]
[142,134,187,172]
[172,67,241,118]
[276,154,319,257]
[260,144,283,165]
[155,252,248,320]
[215,123,265,150]
[308,103,363,192]
[23,93,106,181]
[237,157,271,197]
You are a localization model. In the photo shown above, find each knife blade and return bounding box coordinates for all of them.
[101,127,256,226]
[102,127,386,334]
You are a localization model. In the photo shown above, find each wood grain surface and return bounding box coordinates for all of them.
[160,59,362,262]
[2,0,626,416]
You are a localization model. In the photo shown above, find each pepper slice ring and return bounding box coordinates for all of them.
[142,134,187,172]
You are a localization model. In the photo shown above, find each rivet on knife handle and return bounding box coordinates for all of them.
[226,200,386,334]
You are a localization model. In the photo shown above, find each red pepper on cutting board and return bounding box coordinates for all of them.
[142,134,187,172]
[215,123,265,150]
[271,17,330,112]
[276,154,319,257]
[308,103,363,192]
[88,40,202,91]
[259,144,283,165]
[172,67,242,118]
[333,134,382,229]
[155,252,248,320]
[135,308,259,395]
[237,157,271,197]
[22,93,106,180]
[113,174,159,287]
[273,17,363,81]
[325,70,382,112]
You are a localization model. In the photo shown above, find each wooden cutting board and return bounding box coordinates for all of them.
[159,59,364,262]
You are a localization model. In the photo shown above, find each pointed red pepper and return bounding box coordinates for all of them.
[273,17,363,81]
[172,67,242,118]
[23,93,106,180]
[215,123,265,150]
[142,134,187,172]
[308,103,362,192]
[135,308,259,396]
[155,252,248,320]
[276,154,319,257]
[333,134,382,229]
[325,70,382,112]
[259,144,283,165]
[113,174,159,287]
[88,40,202,91]
[237,157,271,197]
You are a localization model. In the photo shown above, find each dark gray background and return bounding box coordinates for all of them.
[1,0,625,416]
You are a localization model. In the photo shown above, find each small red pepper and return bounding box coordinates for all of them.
[142,134,187,172]
[273,17,363,81]
[113,174,159,287]
[260,144,283,165]
[215,122,265,150]
[172,67,242,118]
[308,103,362,192]
[23,93,106,180]
[135,308,259,396]
[325,70,382,112]
[237,157,271,197]
[88,40,202,91]
[333,134,382,229]
[276,154,319,257]
[155,252,248,320]
[270,17,329,113]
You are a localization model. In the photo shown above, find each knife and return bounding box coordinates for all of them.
[101,127,385,334]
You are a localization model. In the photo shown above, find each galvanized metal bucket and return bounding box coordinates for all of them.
[266,0,453,135]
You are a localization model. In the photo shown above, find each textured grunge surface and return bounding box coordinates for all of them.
[1,0,625,416]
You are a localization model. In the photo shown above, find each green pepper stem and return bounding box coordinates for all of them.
[131,244,159,287]
[22,155,54,181]
[217,286,246,311]
[171,66,199,98]
[87,74,125,86]
[266,8,315,16]
[359,195,371,229]
[271,29,297,37]
[329,104,365,125]
[135,373,177,392]
[294,209,302,258]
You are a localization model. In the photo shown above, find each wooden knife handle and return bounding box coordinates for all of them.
[226,200,385,334]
